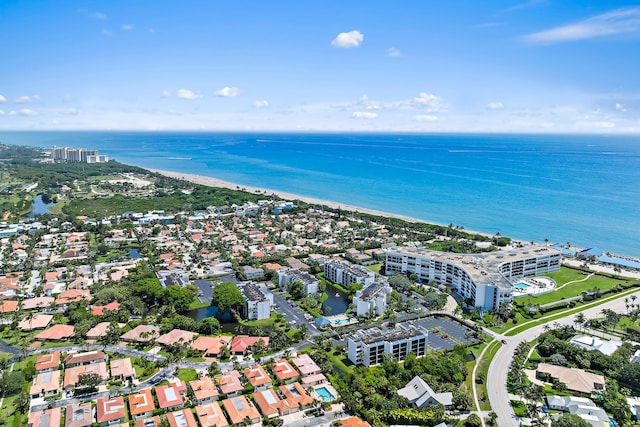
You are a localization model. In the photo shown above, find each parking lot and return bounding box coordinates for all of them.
[409,316,478,351]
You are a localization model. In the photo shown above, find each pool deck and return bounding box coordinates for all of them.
[512,276,556,297]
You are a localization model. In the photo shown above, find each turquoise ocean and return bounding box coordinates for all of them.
[1,131,639,257]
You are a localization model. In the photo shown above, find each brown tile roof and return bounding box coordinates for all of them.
[167,409,198,427]
[0,300,18,313]
[128,389,156,416]
[537,363,605,394]
[214,370,243,395]
[156,383,185,409]
[272,359,299,381]
[221,396,261,425]
[195,403,229,427]
[253,388,287,417]
[96,397,126,424]
[156,329,198,346]
[230,335,269,354]
[27,407,61,427]
[18,314,53,330]
[110,358,135,379]
[86,322,124,339]
[22,297,55,311]
[342,417,372,427]
[292,354,321,376]
[189,377,219,402]
[30,370,61,396]
[35,351,61,372]
[134,416,160,427]
[64,350,106,366]
[191,335,232,357]
[63,362,108,389]
[34,324,75,341]
[279,382,314,409]
[244,364,272,388]
[65,403,93,427]
[121,325,160,342]
[55,289,90,305]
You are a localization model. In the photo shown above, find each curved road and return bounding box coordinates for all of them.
[488,289,640,427]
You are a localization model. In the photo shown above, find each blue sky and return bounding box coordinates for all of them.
[1,0,639,132]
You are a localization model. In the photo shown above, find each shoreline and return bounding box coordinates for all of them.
[147,168,507,241]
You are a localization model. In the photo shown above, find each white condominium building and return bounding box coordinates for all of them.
[324,260,375,288]
[353,280,392,317]
[238,282,272,320]
[384,246,561,311]
[277,268,319,295]
[347,324,427,366]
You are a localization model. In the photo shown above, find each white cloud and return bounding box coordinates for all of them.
[149,28,156,33]
[15,95,40,103]
[487,102,505,110]
[216,87,240,97]
[102,29,113,37]
[92,12,108,19]
[0,94,6,103]
[593,121,616,128]
[507,0,547,12]
[387,47,401,57]
[331,30,364,48]
[176,89,203,100]
[352,111,378,119]
[0,110,4,116]
[523,7,640,44]
[415,115,438,121]
[9,109,38,116]
[615,103,629,112]
[404,92,447,112]
[162,90,171,98]
[122,24,134,31]
[253,100,269,108]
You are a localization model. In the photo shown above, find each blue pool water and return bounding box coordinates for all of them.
[514,283,530,290]
[316,386,336,402]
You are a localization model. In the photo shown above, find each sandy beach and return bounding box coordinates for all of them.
[147,168,443,226]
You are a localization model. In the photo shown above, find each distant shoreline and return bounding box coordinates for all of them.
[147,168,504,241]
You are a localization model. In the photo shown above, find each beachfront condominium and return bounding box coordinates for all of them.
[384,245,561,311]
[352,280,393,317]
[324,259,375,288]
[347,324,427,366]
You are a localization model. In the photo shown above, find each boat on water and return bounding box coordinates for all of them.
[166,157,192,160]
[335,292,340,297]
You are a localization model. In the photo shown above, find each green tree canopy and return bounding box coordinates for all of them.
[198,317,221,335]
[551,414,591,427]
[211,282,245,316]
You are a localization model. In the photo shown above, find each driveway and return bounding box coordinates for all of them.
[194,279,214,302]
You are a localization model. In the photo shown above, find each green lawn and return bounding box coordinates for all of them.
[541,268,589,286]
[365,264,382,273]
[515,272,628,306]
[327,349,355,374]
[240,312,278,328]
[510,400,527,417]
[177,368,198,382]
[475,341,502,411]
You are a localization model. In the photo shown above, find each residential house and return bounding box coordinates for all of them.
[96,396,127,426]
[65,403,93,427]
[191,335,232,358]
[35,324,75,342]
[244,364,273,391]
[18,314,53,331]
[64,350,107,367]
[272,359,299,384]
[156,381,187,411]
[128,389,156,420]
[121,325,160,343]
[230,335,269,356]
[35,351,61,373]
[30,370,62,398]
[253,389,289,418]
[63,362,108,391]
[547,396,609,427]
[91,301,121,316]
[22,296,55,311]
[157,329,198,347]
[397,376,453,409]
[86,322,124,340]
[110,358,135,383]
[27,408,62,427]
[195,403,230,427]
[167,409,198,427]
[630,349,640,364]
[536,363,605,395]
[222,396,261,425]
[215,370,244,397]
[190,377,219,404]
[569,335,621,356]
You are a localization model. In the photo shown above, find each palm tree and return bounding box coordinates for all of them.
[574,312,586,332]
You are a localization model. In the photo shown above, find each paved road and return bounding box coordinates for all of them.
[488,289,640,427]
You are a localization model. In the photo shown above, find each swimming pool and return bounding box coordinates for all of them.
[514,282,530,290]
[316,386,336,402]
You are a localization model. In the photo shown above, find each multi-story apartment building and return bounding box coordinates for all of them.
[352,280,392,317]
[347,324,427,366]
[384,245,561,311]
[238,282,272,320]
[324,260,375,288]
[51,146,108,163]
[277,268,319,295]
